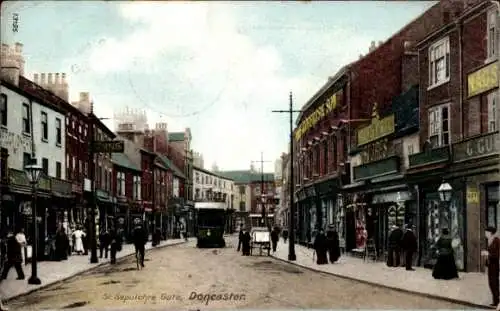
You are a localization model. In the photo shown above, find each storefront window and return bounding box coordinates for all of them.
[486,184,500,228]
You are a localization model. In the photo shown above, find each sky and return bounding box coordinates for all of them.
[0,1,436,172]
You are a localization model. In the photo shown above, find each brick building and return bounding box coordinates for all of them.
[293,0,477,248]
[406,0,498,272]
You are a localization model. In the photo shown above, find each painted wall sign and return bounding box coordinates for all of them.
[466,188,479,204]
[294,90,341,141]
[0,128,32,154]
[468,61,498,98]
[360,138,390,164]
[453,132,498,162]
[357,103,395,146]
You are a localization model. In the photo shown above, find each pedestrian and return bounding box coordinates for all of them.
[109,228,122,264]
[401,224,417,271]
[432,228,459,280]
[326,225,341,263]
[313,228,328,265]
[133,223,147,267]
[0,230,25,280]
[271,227,279,252]
[72,226,86,255]
[282,229,288,244]
[483,227,500,307]
[99,228,110,259]
[0,231,7,311]
[386,224,403,267]
[15,228,27,265]
[55,225,68,261]
[241,228,251,256]
[237,224,243,252]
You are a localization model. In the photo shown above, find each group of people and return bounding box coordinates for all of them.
[386,224,418,270]
[313,226,341,265]
[236,226,283,256]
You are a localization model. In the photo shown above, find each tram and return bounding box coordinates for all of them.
[194,202,227,248]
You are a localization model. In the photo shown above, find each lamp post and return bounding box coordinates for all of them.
[25,159,43,285]
[438,182,453,229]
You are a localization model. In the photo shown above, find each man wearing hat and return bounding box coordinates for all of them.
[401,224,417,271]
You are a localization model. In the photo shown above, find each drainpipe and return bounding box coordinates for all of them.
[457,19,464,141]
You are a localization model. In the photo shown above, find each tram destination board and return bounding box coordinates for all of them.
[93,140,124,153]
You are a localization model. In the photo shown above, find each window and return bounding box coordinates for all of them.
[42,158,48,176]
[428,104,450,147]
[41,112,48,141]
[486,184,500,229]
[0,93,7,126]
[488,9,497,60]
[314,144,320,175]
[56,118,62,145]
[56,162,62,179]
[488,92,498,132]
[133,176,141,200]
[23,153,31,169]
[428,37,450,87]
[323,140,328,175]
[117,172,125,196]
[0,148,8,181]
[22,103,30,134]
[407,144,414,156]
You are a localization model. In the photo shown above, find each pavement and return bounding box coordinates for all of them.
[1,238,192,302]
[271,239,491,308]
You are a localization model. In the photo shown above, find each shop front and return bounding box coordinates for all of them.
[49,177,74,235]
[295,188,307,246]
[71,181,84,227]
[446,131,499,272]
[316,178,338,231]
[96,189,113,231]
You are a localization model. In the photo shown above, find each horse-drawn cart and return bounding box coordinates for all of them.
[250,227,271,256]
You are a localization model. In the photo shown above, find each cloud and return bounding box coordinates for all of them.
[83,2,371,171]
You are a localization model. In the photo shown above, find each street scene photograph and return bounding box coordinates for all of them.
[0,0,499,310]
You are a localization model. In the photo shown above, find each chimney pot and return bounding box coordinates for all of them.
[61,73,67,84]
[33,73,39,83]
[55,73,60,84]
[14,42,23,53]
[41,73,46,84]
[48,73,53,84]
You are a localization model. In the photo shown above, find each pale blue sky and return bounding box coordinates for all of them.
[1,1,436,171]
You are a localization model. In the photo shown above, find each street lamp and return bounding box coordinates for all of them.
[25,159,43,285]
[438,182,453,203]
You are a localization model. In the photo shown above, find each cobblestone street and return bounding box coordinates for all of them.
[6,237,470,310]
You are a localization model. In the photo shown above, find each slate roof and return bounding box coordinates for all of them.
[218,170,274,184]
[158,154,186,179]
[193,165,233,181]
[112,153,141,172]
[168,132,185,142]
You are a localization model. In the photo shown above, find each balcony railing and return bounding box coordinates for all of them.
[408,146,450,168]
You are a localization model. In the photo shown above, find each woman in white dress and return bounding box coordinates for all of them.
[72,227,86,255]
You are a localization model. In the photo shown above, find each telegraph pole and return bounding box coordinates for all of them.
[251,152,272,228]
[89,102,98,264]
[272,91,302,261]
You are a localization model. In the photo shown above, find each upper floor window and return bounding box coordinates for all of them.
[117,172,125,196]
[22,103,30,134]
[428,103,450,147]
[41,112,48,141]
[488,92,498,132]
[428,37,450,88]
[488,9,497,60]
[42,157,49,176]
[0,94,7,127]
[55,118,62,145]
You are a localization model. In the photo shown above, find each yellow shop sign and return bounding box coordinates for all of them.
[294,91,340,141]
[468,61,498,98]
[357,103,395,146]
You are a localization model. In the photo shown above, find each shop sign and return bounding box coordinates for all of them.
[360,138,391,164]
[357,103,395,146]
[466,187,479,204]
[0,128,32,155]
[468,61,498,98]
[453,132,498,162]
[294,90,341,141]
[38,176,51,191]
[50,177,72,194]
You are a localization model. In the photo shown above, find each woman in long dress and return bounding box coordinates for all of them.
[432,228,459,280]
[313,229,328,265]
[72,227,86,255]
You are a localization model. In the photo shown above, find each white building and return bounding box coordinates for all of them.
[1,43,66,178]
[193,166,234,209]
